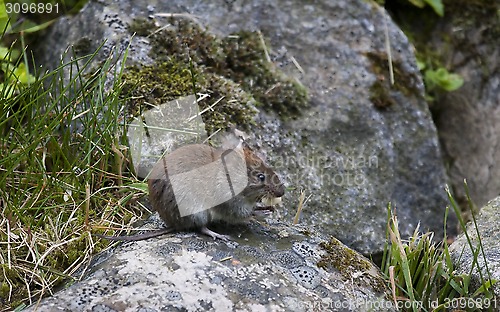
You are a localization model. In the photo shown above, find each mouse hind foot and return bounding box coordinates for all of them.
[199,227,232,241]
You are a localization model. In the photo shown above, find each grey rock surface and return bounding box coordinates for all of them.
[34,0,454,256]
[25,221,396,311]
[449,196,500,309]
[431,3,500,209]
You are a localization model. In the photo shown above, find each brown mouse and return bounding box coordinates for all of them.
[97,132,285,241]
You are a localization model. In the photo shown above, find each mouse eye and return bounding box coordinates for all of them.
[257,173,266,182]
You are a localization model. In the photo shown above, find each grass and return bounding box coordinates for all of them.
[381,182,497,311]
[0,42,149,310]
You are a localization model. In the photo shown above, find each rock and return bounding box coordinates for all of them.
[34,0,455,256]
[448,196,500,308]
[25,220,397,311]
[428,2,500,209]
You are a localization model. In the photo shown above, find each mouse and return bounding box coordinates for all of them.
[97,130,285,242]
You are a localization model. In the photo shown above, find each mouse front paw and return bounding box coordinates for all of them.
[252,209,273,220]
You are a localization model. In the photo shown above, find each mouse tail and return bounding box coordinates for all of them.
[92,228,173,241]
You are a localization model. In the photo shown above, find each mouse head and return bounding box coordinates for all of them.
[242,142,285,201]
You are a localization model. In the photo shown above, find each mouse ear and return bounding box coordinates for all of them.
[221,125,249,151]
[233,128,249,142]
[225,124,249,141]
[221,130,243,151]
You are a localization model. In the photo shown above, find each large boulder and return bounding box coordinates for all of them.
[34,0,454,255]
[449,196,500,306]
[25,220,396,311]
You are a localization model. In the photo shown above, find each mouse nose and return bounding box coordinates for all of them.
[274,183,285,197]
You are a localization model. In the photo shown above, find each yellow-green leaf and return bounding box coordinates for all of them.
[425,68,464,92]
[424,0,444,17]
[407,0,426,8]
[0,45,20,62]
[13,63,36,85]
[0,0,11,34]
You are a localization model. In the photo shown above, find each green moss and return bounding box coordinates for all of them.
[121,60,200,112]
[127,17,308,124]
[317,238,370,273]
[220,31,309,116]
[366,51,420,109]
[317,237,386,292]
[42,235,89,269]
[0,264,28,309]
[121,59,258,134]
[66,236,89,264]
[0,282,9,297]
[369,80,397,109]
[72,37,93,56]
[147,17,225,66]
[128,17,157,37]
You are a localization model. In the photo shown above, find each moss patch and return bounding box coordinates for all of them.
[0,264,25,308]
[317,237,387,292]
[366,51,420,109]
[128,17,157,37]
[121,59,258,134]
[220,31,308,116]
[72,37,93,56]
[127,17,308,126]
[369,79,397,109]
